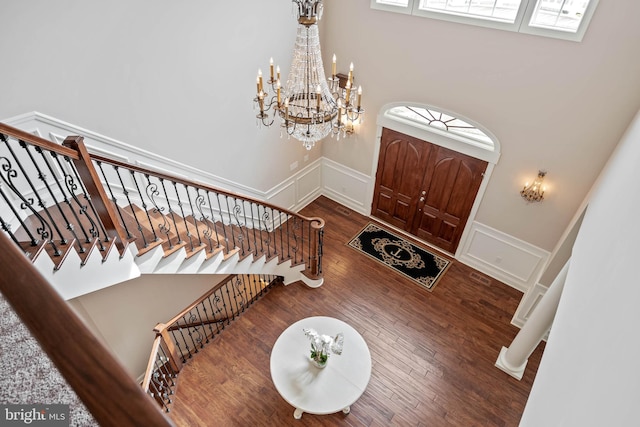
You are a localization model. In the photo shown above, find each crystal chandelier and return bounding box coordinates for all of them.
[254,0,364,150]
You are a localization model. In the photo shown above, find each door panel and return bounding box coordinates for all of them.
[371,129,433,230]
[372,128,487,254]
[412,146,487,253]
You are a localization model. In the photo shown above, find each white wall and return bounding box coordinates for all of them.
[0,0,322,192]
[68,274,224,378]
[519,110,640,426]
[2,0,640,286]
[320,0,640,251]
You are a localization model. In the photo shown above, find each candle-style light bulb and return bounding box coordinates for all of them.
[269,57,274,81]
[357,85,362,110]
[348,62,354,85]
[277,79,281,106]
[332,54,337,78]
[258,69,263,92]
[345,81,351,106]
[258,91,265,113]
[276,65,281,81]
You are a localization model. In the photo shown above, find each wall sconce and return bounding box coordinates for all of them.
[520,170,546,203]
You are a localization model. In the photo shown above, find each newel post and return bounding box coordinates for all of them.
[154,323,183,372]
[308,218,324,278]
[62,136,129,255]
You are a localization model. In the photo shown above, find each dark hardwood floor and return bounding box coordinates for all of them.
[167,196,544,427]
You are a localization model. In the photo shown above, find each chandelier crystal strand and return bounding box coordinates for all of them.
[286,23,335,148]
[254,0,363,149]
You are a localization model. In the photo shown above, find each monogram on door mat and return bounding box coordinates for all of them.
[347,223,451,292]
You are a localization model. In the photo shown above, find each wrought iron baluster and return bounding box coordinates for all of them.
[245,201,257,255]
[114,166,154,247]
[197,298,215,339]
[148,378,170,413]
[209,290,226,333]
[277,209,284,261]
[193,305,209,345]
[159,178,182,247]
[139,174,170,247]
[20,142,73,246]
[0,214,22,248]
[170,181,192,250]
[317,225,324,274]
[195,189,214,253]
[35,148,90,254]
[59,155,106,252]
[250,203,260,256]
[95,161,133,240]
[213,192,229,253]
[157,346,177,388]
[286,213,292,259]
[205,191,222,252]
[261,205,272,258]
[240,275,253,307]
[223,280,235,320]
[1,136,60,255]
[67,157,109,245]
[247,274,257,302]
[170,320,192,362]
[183,313,202,353]
[223,195,237,251]
[232,275,247,313]
[184,185,203,249]
[0,186,39,247]
[230,198,246,255]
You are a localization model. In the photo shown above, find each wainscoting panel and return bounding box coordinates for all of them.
[296,163,322,207]
[321,158,372,215]
[511,282,549,328]
[458,222,550,292]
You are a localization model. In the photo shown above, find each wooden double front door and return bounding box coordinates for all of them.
[371,128,487,254]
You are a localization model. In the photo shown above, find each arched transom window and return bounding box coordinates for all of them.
[385,106,495,151]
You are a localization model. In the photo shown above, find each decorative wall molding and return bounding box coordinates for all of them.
[3,111,549,294]
[458,222,550,293]
[511,282,549,328]
[321,158,372,215]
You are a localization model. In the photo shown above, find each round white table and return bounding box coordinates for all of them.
[270,316,372,419]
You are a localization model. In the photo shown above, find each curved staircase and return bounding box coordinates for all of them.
[0,123,324,300]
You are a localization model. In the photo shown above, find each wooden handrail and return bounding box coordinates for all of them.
[161,274,236,328]
[90,153,326,230]
[141,336,164,392]
[0,231,175,427]
[0,122,79,159]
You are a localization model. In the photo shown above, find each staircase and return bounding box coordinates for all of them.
[0,123,324,300]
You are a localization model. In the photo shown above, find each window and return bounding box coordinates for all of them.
[385,106,495,151]
[370,0,599,41]
[378,103,501,164]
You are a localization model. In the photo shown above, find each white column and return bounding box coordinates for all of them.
[495,260,570,380]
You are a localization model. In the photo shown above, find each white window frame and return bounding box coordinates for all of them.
[370,0,599,42]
